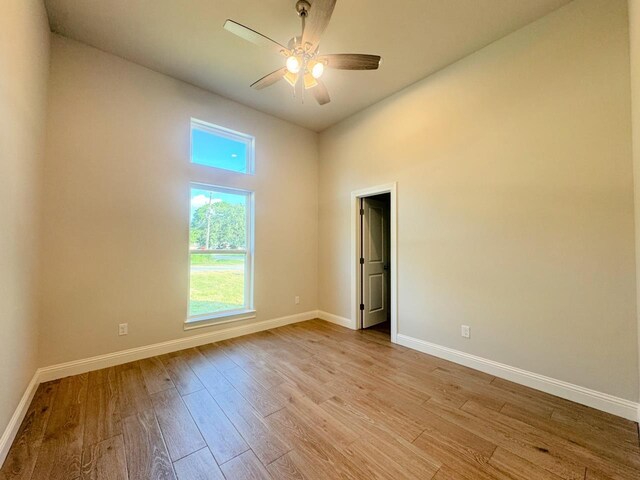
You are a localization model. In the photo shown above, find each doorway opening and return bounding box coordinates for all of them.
[360,193,391,335]
[351,183,397,343]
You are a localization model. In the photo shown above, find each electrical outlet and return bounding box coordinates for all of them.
[119,323,128,336]
[295,296,300,305]
[461,325,470,338]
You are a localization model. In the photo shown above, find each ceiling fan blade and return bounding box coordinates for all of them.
[250,67,287,90]
[318,54,382,70]
[224,19,289,56]
[301,0,336,51]
[312,79,331,105]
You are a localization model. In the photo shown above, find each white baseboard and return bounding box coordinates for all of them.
[38,310,318,383]
[0,372,40,467]
[318,310,356,329]
[397,333,640,422]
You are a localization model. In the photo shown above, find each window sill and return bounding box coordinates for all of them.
[184,309,256,331]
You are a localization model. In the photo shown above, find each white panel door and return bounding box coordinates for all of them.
[362,197,389,328]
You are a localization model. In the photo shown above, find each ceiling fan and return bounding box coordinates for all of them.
[223,0,382,105]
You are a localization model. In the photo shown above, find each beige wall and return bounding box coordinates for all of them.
[319,0,639,401]
[39,35,318,366]
[0,1,50,435]
[630,0,640,402]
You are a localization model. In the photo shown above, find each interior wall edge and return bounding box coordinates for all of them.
[0,0,50,451]
[0,372,39,469]
[628,0,640,410]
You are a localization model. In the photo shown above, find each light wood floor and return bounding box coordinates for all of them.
[2,320,639,480]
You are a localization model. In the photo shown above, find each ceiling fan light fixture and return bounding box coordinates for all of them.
[284,71,298,87]
[311,61,325,79]
[303,72,318,89]
[286,55,301,74]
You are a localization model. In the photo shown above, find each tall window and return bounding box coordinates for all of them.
[188,185,253,321]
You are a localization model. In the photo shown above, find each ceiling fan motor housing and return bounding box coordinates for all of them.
[295,0,311,17]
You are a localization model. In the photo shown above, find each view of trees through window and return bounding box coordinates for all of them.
[189,186,249,317]
[190,191,246,250]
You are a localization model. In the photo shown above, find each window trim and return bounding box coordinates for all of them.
[190,118,255,175]
[186,183,255,327]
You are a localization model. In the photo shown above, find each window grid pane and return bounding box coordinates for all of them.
[191,120,254,174]
[189,253,247,317]
[189,187,247,250]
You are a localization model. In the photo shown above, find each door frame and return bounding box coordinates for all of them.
[351,182,398,343]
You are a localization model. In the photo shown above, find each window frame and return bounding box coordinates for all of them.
[190,118,255,175]
[186,182,255,329]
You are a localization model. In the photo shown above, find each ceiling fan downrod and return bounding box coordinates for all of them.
[294,1,312,103]
[296,0,310,42]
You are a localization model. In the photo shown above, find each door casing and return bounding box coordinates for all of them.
[350,183,398,343]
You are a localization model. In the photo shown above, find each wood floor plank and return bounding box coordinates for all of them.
[267,358,334,404]
[30,374,89,480]
[343,438,439,480]
[264,407,371,479]
[138,357,175,395]
[181,348,234,397]
[324,379,425,442]
[160,353,204,396]
[212,387,291,465]
[357,429,441,478]
[586,469,616,479]
[341,359,428,406]
[197,344,240,372]
[488,447,565,480]
[173,448,225,480]
[265,452,306,480]
[499,402,640,470]
[216,339,261,369]
[272,382,359,449]
[117,364,153,418]
[410,406,501,480]
[150,388,206,462]
[83,378,121,447]
[550,407,640,447]
[422,399,587,480]
[240,359,287,390]
[80,434,127,480]
[432,465,473,480]
[222,366,283,417]
[88,367,117,388]
[121,409,175,480]
[461,400,639,480]
[182,389,249,465]
[219,450,272,480]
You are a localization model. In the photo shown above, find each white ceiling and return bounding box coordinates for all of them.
[44,0,572,131]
